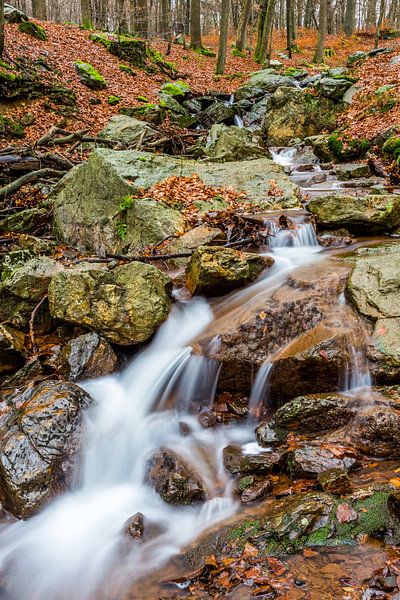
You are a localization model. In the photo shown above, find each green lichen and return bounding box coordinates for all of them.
[383,136,400,156]
[89,33,112,49]
[18,21,48,41]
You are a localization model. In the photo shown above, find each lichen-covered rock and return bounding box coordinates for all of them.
[248,71,298,91]
[347,51,368,67]
[335,163,370,180]
[307,194,400,232]
[18,21,47,40]
[160,80,190,98]
[271,393,354,433]
[204,124,266,162]
[4,3,28,23]
[0,380,92,517]
[75,61,106,89]
[185,246,272,296]
[162,225,225,268]
[351,407,400,457]
[99,115,158,145]
[48,262,172,345]
[197,101,236,128]
[0,207,48,234]
[371,317,400,378]
[305,134,336,162]
[52,149,300,254]
[147,447,205,504]
[317,77,353,100]
[57,332,119,381]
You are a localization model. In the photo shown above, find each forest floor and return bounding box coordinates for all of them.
[2,21,400,144]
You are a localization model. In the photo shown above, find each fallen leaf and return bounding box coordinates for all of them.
[243,543,259,558]
[336,503,358,523]
[303,548,318,557]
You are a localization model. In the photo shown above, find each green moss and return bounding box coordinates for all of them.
[89,33,112,49]
[160,80,190,98]
[383,136,400,155]
[0,116,25,139]
[231,47,246,58]
[328,133,370,160]
[107,95,121,105]
[74,60,107,89]
[18,21,48,41]
[119,64,136,76]
[190,44,216,57]
[285,67,307,78]
[136,95,149,102]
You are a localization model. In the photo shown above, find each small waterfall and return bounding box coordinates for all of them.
[265,220,319,248]
[269,147,298,166]
[342,346,372,393]
[233,115,244,128]
[248,362,273,418]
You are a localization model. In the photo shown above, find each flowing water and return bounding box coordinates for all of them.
[0,144,382,599]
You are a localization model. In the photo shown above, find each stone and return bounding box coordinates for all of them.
[335,163,370,179]
[234,84,266,103]
[351,407,400,457]
[74,61,106,89]
[255,422,287,446]
[305,135,336,162]
[0,207,48,235]
[240,478,272,503]
[317,468,352,495]
[347,246,400,319]
[52,149,301,254]
[197,101,235,128]
[162,225,225,268]
[4,3,28,22]
[160,80,190,98]
[185,246,273,296]
[371,317,400,378]
[0,324,26,375]
[223,444,287,475]
[0,380,92,517]
[147,447,205,505]
[343,84,361,105]
[99,115,158,145]
[248,71,298,91]
[287,443,359,479]
[204,124,266,162]
[347,51,368,67]
[243,96,271,129]
[48,262,172,345]
[124,512,144,539]
[328,67,350,77]
[271,393,354,433]
[317,77,353,101]
[18,21,47,41]
[307,195,400,233]
[159,93,189,115]
[57,332,119,381]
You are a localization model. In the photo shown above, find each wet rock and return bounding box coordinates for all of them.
[124,512,144,540]
[162,225,225,268]
[240,478,272,503]
[307,194,400,233]
[271,393,354,433]
[305,134,336,162]
[351,408,400,457]
[370,317,400,379]
[52,149,301,254]
[287,443,359,479]
[185,246,272,296]
[317,229,354,247]
[147,448,205,505]
[0,380,92,517]
[335,163,370,179]
[317,77,353,100]
[204,124,266,162]
[197,102,235,128]
[317,468,352,495]
[48,262,172,345]
[0,324,26,375]
[255,422,287,446]
[242,96,271,129]
[223,444,287,475]
[57,332,119,381]
[99,115,158,146]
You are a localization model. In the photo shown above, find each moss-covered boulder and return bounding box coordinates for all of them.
[0,207,48,235]
[48,262,172,345]
[52,149,301,254]
[160,80,190,98]
[4,3,28,23]
[162,225,225,268]
[0,380,92,518]
[75,61,106,89]
[18,21,47,41]
[185,246,273,296]
[307,194,400,233]
[99,114,158,145]
[204,124,266,162]
[248,71,298,91]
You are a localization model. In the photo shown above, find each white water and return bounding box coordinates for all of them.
[248,362,273,418]
[270,147,297,166]
[0,300,254,600]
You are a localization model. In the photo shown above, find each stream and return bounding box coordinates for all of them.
[0,146,396,599]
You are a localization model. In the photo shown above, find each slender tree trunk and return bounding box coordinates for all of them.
[286,0,293,57]
[259,0,276,62]
[344,0,356,35]
[184,0,190,33]
[0,0,4,59]
[375,0,385,47]
[134,0,148,36]
[236,0,251,50]
[326,0,334,32]
[254,0,267,59]
[93,0,106,29]
[190,0,202,47]
[216,0,230,73]
[304,0,313,26]
[80,0,93,28]
[313,0,327,62]
[32,0,47,19]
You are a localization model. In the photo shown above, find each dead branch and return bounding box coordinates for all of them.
[29,295,48,354]
[0,168,67,200]
[35,126,120,148]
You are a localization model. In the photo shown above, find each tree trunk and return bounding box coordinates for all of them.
[375,0,385,47]
[190,0,202,48]
[258,0,276,63]
[0,0,4,59]
[216,0,230,73]
[32,0,47,19]
[304,0,313,26]
[366,0,376,27]
[344,0,356,35]
[286,0,293,57]
[313,0,327,62]
[184,0,190,33]
[80,0,93,28]
[236,0,251,50]
[93,0,106,29]
[254,0,267,60]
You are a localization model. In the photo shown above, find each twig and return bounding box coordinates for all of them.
[29,295,48,354]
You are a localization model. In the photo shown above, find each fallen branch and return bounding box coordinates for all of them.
[29,295,48,354]
[35,126,120,148]
[0,168,67,200]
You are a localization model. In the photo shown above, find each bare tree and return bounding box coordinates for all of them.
[190,0,202,48]
[0,0,4,58]
[236,0,251,51]
[344,0,356,35]
[216,0,230,73]
[32,0,48,19]
[313,0,327,62]
[80,0,93,28]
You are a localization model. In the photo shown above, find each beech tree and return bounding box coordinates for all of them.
[313,0,327,62]
[216,0,230,73]
[190,0,202,48]
[32,0,48,20]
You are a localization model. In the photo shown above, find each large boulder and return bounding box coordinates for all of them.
[204,124,266,162]
[48,262,172,345]
[247,71,298,91]
[147,448,205,505]
[351,407,400,457]
[317,77,353,100]
[57,332,119,381]
[287,443,359,478]
[0,380,92,517]
[162,225,225,268]
[52,149,301,254]
[185,246,272,296]
[99,115,158,146]
[307,194,400,233]
[4,3,28,22]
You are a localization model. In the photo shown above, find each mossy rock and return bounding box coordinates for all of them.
[46,85,77,106]
[160,80,190,98]
[0,115,25,139]
[328,133,370,161]
[18,21,47,41]
[107,95,121,105]
[74,61,106,90]
[120,103,166,125]
[119,64,136,76]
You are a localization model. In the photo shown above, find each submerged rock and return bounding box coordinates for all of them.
[147,448,205,505]
[307,194,400,233]
[185,246,272,296]
[0,380,92,518]
[52,149,301,254]
[57,332,119,381]
[48,262,172,345]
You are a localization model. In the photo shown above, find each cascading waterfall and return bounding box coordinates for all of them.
[248,363,273,418]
